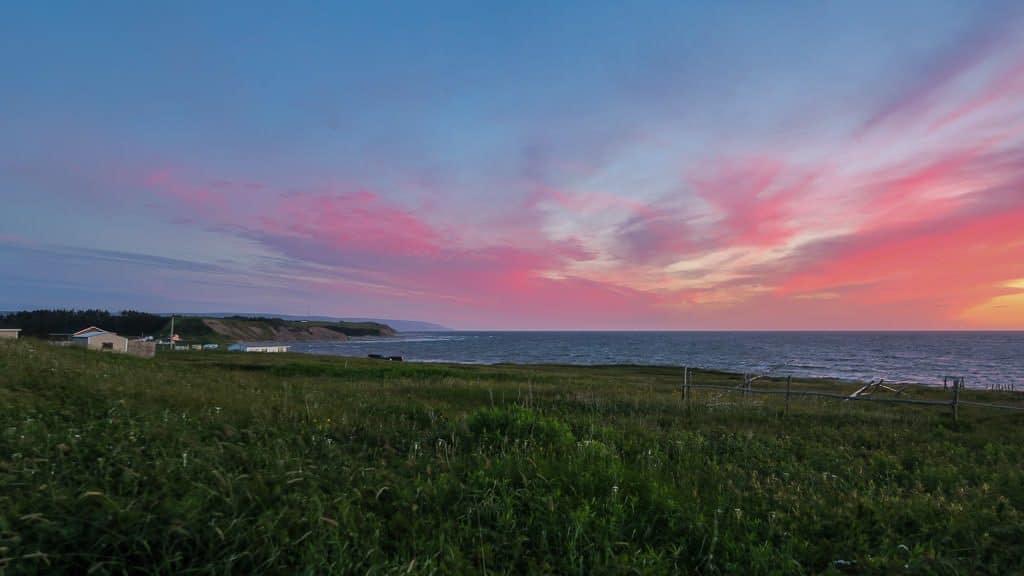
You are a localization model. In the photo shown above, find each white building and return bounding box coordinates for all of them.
[0,328,21,340]
[71,326,129,353]
[229,344,291,353]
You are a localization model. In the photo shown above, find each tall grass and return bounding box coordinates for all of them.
[1,340,1022,574]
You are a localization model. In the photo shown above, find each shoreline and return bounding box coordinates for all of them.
[194,339,1023,400]
[277,331,1024,391]
[280,344,1016,392]
[280,348,1024,412]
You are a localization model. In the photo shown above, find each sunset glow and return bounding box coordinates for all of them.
[2,2,1022,329]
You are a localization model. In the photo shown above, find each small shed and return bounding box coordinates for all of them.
[127,340,156,358]
[0,328,21,340]
[71,326,129,353]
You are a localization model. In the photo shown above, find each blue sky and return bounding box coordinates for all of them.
[2,2,1023,328]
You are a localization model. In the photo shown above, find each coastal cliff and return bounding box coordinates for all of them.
[174,316,396,343]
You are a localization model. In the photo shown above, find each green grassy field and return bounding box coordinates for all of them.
[1,340,1022,574]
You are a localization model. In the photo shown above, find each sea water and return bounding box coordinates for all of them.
[290,331,1024,389]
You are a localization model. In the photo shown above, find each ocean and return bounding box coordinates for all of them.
[288,331,1024,390]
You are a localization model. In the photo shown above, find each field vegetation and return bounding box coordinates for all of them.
[1,340,1022,574]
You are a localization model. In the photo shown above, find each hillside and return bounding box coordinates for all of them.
[181,312,450,332]
[167,316,396,344]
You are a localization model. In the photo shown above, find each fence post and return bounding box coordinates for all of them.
[687,368,693,411]
[952,378,961,422]
[681,366,687,402]
[786,376,792,416]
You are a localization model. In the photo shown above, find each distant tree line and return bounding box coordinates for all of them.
[225,315,287,327]
[0,309,167,338]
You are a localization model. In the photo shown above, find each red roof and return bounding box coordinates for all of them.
[73,326,110,337]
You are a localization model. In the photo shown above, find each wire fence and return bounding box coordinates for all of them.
[679,367,1024,420]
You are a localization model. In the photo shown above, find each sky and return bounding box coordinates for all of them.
[2,2,1024,329]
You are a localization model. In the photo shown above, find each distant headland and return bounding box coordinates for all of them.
[0,309,449,345]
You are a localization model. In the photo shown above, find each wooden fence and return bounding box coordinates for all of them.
[679,367,1024,421]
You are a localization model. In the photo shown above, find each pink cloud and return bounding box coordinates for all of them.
[229,187,658,327]
[776,191,1024,323]
[126,135,1024,328]
[142,169,235,226]
[858,147,984,229]
[257,191,443,262]
[690,158,814,249]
